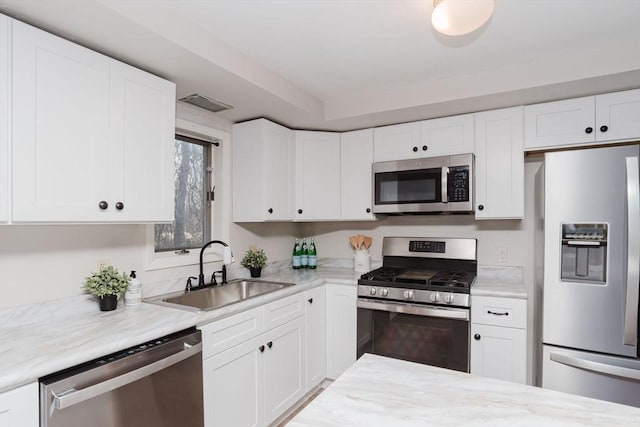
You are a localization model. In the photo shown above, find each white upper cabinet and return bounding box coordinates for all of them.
[11,19,175,223]
[373,122,421,162]
[373,114,474,162]
[0,15,9,223]
[295,131,341,221]
[474,107,524,219]
[594,89,640,142]
[340,129,375,220]
[233,119,295,222]
[418,113,474,157]
[108,61,176,222]
[524,89,640,150]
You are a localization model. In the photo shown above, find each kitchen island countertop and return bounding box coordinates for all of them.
[287,354,640,427]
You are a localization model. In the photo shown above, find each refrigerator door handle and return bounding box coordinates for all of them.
[550,351,640,381]
[624,156,640,346]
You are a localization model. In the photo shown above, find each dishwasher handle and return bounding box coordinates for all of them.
[52,341,202,410]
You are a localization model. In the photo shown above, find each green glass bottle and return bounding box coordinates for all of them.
[301,238,309,268]
[292,238,301,269]
[308,238,317,269]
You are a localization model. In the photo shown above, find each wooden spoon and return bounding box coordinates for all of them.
[357,235,365,250]
[363,236,372,250]
[349,235,358,250]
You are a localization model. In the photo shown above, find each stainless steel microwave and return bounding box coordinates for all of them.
[372,153,474,214]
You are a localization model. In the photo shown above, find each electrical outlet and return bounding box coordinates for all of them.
[497,248,508,263]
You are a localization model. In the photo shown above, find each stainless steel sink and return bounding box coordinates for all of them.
[145,278,295,312]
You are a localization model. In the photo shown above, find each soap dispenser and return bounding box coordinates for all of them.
[125,270,142,306]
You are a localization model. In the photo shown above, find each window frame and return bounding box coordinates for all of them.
[144,119,231,271]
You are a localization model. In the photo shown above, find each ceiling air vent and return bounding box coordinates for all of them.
[179,94,233,113]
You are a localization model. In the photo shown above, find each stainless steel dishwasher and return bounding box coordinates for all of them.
[40,328,203,427]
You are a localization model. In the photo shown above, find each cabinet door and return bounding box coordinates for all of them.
[264,317,306,425]
[470,323,526,384]
[108,61,176,222]
[325,284,357,379]
[524,96,595,150]
[0,15,9,223]
[12,20,111,222]
[295,131,341,221]
[232,119,294,222]
[474,107,524,219]
[263,120,295,221]
[419,114,474,157]
[340,129,374,220]
[0,382,39,427]
[305,286,326,390]
[203,336,265,427]
[373,122,421,162]
[595,89,640,142]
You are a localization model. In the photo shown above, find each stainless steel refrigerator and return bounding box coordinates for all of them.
[542,144,640,407]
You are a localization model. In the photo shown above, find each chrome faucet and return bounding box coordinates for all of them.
[197,240,232,288]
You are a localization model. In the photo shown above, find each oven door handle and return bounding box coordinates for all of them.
[357,298,469,321]
[51,341,202,410]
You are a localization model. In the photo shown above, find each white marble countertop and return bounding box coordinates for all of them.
[287,354,640,427]
[472,266,527,299]
[0,262,359,393]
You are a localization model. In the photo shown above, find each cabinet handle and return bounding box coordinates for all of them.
[366,208,371,213]
[487,310,509,316]
[115,202,124,211]
[268,208,273,214]
[298,209,303,214]
[98,201,108,210]
[422,145,428,151]
[267,341,273,349]
[474,334,481,341]
[600,125,608,132]
[478,205,484,211]
[259,345,265,353]
[585,127,593,134]
[412,146,418,152]
[308,298,313,304]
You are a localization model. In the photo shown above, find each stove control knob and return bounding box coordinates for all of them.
[381,288,389,297]
[430,292,440,302]
[444,293,455,304]
[369,287,377,296]
[403,290,414,300]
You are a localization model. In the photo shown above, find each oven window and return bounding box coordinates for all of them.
[357,308,469,372]
[375,169,442,205]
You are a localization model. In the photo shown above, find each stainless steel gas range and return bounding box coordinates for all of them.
[356,237,477,373]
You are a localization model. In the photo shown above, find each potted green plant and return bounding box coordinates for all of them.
[83,265,130,311]
[241,246,268,278]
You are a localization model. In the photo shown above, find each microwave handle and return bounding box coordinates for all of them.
[441,167,449,203]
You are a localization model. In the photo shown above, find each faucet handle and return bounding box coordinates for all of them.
[185,276,198,292]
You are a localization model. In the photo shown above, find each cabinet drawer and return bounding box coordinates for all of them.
[264,292,305,331]
[200,306,265,359]
[471,296,526,329]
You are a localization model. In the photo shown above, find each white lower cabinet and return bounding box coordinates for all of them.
[0,382,39,427]
[470,295,527,384]
[325,283,357,380]
[305,286,326,390]
[200,293,306,427]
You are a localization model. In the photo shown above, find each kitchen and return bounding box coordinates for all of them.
[1,1,639,426]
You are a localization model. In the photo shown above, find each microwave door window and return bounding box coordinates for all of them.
[376,170,441,204]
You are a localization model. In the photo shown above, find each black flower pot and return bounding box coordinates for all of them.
[99,294,118,311]
[249,267,262,278]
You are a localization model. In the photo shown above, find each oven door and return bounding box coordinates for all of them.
[372,157,448,214]
[357,298,470,372]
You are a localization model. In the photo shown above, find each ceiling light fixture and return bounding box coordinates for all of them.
[431,0,495,36]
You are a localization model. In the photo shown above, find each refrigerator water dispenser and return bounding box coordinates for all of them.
[560,223,607,284]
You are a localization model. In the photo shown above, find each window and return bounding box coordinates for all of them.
[154,134,213,253]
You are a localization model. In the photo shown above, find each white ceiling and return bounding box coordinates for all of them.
[1,0,639,131]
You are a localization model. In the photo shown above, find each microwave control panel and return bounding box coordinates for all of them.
[447,166,470,202]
